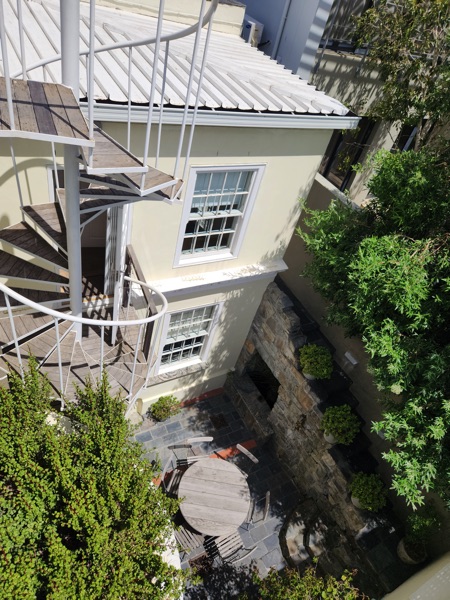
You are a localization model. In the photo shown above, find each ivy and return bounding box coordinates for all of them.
[0,361,185,599]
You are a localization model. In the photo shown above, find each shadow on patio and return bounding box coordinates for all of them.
[133,390,300,577]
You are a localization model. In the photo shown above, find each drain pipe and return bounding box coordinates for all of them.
[61,0,83,341]
[271,0,292,61]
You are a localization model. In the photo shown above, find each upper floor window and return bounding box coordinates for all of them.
[319,117,375,191]
[175,165,264,267]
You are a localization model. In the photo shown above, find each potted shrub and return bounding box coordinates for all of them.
[320,405,360,445]
[349,473,387,512]
[299,344,333,380]
[397,504,441,565]
[147,394,181,422]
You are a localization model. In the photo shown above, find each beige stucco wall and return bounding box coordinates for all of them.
[101,122,331,283]
[137,276,270,408]
[86,0,245,35]
[311,49,401,205]
[0,139,57,229]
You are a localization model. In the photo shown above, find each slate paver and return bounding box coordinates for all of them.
[133,392,300,579]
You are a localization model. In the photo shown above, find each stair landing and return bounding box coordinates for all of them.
[0,78,93,147]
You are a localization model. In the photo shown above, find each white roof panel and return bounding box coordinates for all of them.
[2,0,350,118]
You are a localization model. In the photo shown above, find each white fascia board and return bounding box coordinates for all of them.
[81,104,360,131]
[150,260,288,298]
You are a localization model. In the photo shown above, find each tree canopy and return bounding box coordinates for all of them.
[356,0,450,149]
[0,362,184,599]
[247,565,366,600]
[300,146,450,507]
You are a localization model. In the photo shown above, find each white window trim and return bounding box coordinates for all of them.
[155,301,223,375]
[173,164,265,268]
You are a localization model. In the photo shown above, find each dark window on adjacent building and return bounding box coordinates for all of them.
[319,117,375,191]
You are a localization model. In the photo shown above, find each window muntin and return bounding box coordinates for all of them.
[160,305,216,368]
[179,168,256,260]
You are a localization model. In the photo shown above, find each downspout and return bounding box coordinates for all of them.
[271,0,292,61]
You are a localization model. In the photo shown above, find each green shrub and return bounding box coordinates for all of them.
[299,344,333,379]
[148,394,181,421]
[400,503,441,562]
[405,504,441,545]
[321,405,360,445]
[0,363,185,598]
[349,473,388,512]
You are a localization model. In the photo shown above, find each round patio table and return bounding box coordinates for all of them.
[178,458,251,536]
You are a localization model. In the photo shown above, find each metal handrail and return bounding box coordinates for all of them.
[0,275,168,407]
[0,277,168,327]
[0,276,167,327]
[11,0,219,78]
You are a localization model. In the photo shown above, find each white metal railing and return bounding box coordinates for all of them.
[2,0,218,196]
[0,275,168,409]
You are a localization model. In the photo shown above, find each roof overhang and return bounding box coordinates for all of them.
[82,103,360,131]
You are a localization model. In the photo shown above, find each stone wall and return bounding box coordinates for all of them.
[228,282,366,535]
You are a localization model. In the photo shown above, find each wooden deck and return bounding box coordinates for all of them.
[0,305,148,401]
[0,78,93,146]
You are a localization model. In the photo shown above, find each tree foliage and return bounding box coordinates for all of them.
[356,0,450,149]
[248,564,367,600]
[300,147,450,507]
[0,361,184,599]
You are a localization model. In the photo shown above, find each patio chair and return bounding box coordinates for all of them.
[174,524,205,560]
[236,444,259,465]
[206,531,256,565]
[187,436,213,458]
[165,467,184,497]
[160,456,173,490]
[240,491,271,530]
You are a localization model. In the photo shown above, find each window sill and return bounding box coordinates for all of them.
[148,362,206,386]
[174,251,236,268]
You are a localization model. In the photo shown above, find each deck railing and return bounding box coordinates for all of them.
[0,276,168,410]
[0,0,219,197]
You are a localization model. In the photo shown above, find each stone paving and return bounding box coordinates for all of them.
[133,390,300,576]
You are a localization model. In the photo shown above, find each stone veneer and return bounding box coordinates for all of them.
[229,282,368,535]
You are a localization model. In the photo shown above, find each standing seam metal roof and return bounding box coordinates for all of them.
[2,0,350,117]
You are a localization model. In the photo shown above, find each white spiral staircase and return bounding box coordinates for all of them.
[0,0,218,410]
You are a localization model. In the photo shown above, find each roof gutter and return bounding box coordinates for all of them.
[81,103,360,130]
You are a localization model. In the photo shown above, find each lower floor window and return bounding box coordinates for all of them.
[160,305,217,368]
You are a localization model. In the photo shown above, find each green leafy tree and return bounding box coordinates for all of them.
[247,564,367,600]
[299,147,450,508]
[0,360,184,599]
[356,0,450,149]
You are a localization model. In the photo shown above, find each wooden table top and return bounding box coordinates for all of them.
[178,458,251,537]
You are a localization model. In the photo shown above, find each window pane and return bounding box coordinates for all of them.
[183,169,255,257]
[160,306,216,368]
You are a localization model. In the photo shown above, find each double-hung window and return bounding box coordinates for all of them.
[158,304,219,372]
[175,165,264,266]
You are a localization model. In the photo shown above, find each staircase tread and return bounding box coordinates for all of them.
[0,312,54,348]
[4,321,73,366]
[121,166,179,193]
[0,222,68,267]
[0,249,68,283]
[0,78,92,147]
[23,203,67,248]
[0,288,69,308]
[82,127,147,173]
